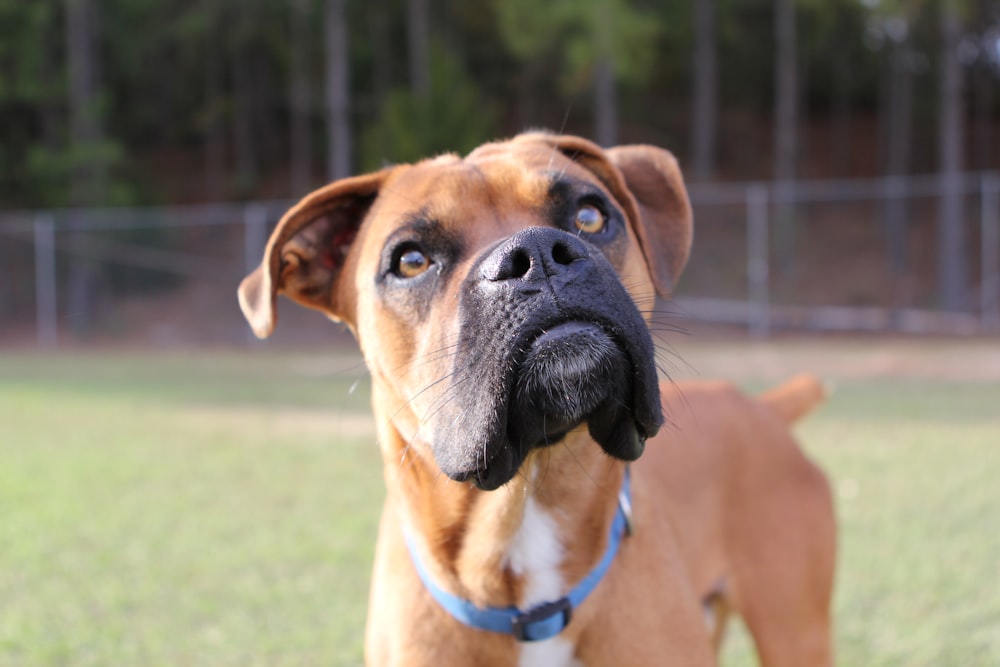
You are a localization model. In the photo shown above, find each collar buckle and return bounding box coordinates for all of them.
[511,597,573,642]
[618,474,634,536]
[403,467,631,642]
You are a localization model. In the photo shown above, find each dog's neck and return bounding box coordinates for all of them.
[375,406,625,611]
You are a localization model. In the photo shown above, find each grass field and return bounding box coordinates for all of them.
[1,339,998,666]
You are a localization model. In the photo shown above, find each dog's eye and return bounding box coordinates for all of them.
[396,246,431,278]
[574,204,606,234]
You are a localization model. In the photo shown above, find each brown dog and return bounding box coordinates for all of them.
[238,133,836,666]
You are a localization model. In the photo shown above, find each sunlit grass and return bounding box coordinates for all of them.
[0,351,379,666]
[1,347,998,665]
[723,378,1000,667]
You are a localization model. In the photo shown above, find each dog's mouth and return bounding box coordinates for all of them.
[465,319,658,490]
[431,227,664,491]
[511,321,647,447]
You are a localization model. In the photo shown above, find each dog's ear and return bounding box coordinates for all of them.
[603,145,692,295]
[237,169,391,338]
[523,133,692,296]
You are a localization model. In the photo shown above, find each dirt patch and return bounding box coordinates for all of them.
[666,337,1000,383]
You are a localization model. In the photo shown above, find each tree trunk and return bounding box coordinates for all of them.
[40,15,62,154]
[886,43,915,206]
[884,41,915,314]
[773,0,798,274]
[407,0,430,97]
[594,55,618,147]
[370,3,392,113]
[692,0,717,180]
[831,60,852,176]
[66,0,103,198]
[937,1,967,311]
[325,0,351,180]
[773,0,797,185]
[515,63,540,133]
[65,0,105,337]
[290,0,313,195]
[973,58,994,171]
[231,18,258,195]
[203,37,225,197]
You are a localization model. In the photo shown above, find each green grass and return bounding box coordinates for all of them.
[1,345,999,666]
[0,351,379,666]
[722,378,1000,667]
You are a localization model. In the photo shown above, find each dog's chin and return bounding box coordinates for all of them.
[446,321,655,491]
[511,320,651,454]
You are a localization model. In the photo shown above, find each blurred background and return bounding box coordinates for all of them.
[1,0,999,345]
[3,3,1000,666]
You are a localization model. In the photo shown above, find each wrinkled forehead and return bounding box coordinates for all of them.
[370,142,601,237]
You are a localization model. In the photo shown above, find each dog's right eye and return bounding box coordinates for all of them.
[575,204,606,234]
[395,246,432,278]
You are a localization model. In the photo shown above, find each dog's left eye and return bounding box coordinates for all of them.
[395,246,432,278]
[574,204,606,234]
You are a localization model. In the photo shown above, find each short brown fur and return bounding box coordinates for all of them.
[239,133,836,666]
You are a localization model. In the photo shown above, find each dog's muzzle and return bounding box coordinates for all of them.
[430,227,663,490]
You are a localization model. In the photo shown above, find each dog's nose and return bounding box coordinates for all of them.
[480,227,590,283]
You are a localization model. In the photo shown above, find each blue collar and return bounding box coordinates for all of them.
[403,468,633,642]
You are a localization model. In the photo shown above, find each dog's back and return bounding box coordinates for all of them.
[636,375,836,666]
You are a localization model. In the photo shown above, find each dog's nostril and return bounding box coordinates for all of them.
[509,249,531,278]
[484,230,590,282]
[551,242,576,266]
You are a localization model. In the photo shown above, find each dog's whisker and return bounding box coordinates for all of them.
[646,322,691,338]
[651,344,698,379]
[380,369,475,464]
[384,371,457,424]
[415,368,475,428]
[386,336,464,374]
[557,105,573,135]
[393,346,461,375]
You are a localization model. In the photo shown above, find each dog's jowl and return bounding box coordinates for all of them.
[239,133,836,667]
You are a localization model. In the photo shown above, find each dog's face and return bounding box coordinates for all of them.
[239,133,692,490]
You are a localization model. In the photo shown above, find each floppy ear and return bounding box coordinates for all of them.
[237,169,391,338]
[520,133,693,296]
[603,145,692,295]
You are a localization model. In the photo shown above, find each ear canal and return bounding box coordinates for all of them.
[236,169,390,338]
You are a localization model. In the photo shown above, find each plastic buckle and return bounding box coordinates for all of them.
[511,597,573,642]
[618,486,634,536]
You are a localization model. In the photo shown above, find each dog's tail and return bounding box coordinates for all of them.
[758,374,828,424]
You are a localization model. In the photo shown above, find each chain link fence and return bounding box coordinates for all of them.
[1,173,998,347]
[681,172,999,336]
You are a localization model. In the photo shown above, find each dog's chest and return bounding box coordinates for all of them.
[519,638,583,667]
[507,497,584,667]
[507,496,564,605]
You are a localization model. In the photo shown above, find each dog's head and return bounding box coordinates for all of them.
[239,133,692,490]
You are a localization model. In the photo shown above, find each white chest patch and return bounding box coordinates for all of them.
[519,637,584,667]
[507,498,583,667]
[507,496,564,606]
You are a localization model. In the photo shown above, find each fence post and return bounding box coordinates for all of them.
[243,203,268,343]
[982,172,1000,331]
[33,213,58,348]
[244,203,268,275]
[747,184,770,337]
